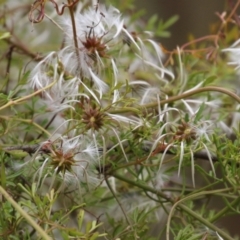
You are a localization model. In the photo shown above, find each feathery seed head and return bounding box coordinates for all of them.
[80,100,106,131]
[50,148,75,174]
[81,30,108,60]
[174,120,197,144]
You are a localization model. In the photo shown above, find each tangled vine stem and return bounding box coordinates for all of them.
[28,0,45,23]
[52,0,79,15]
[29,0,79,23]
[109,86,240,114]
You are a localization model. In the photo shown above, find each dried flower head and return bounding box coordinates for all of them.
[61,4,124,79]
[31,135,101,191]
[174,120,197,144]
[81,29,108,60]
[81,100,106,131]
[50,148,75,174]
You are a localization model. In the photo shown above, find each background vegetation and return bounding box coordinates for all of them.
[1,0,240,239]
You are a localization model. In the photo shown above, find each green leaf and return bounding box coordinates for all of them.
[157,31,171,38]
[112,224,124,237]
[147,14,158,29]
[0,32,10,40]
[89,232,101,240]
[1,154,6,187]
[0,93,8,106]
[130,9,146,23]
[78,209,84,229]
[203,75,217,86]
[194,102,205,122]
[162,15,179,29]
[18,71,31,85]
[5,150,28,158]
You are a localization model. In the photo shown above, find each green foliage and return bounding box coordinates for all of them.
[1,1,240,240]
[146,14,179,38]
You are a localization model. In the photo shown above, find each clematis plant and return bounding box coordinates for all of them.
[1,1,240,240]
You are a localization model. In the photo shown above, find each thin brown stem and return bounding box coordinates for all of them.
[4,37,43,61]
[109,86,240,114]
[180,35,218,50]
[226,0,240,24]
[105,177,137,239]
[67,0,81,75]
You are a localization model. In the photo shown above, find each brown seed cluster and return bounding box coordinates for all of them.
[82,35,107,60]
[50,149,75,174]
[174,121,197,144]
[82,103,105,131]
